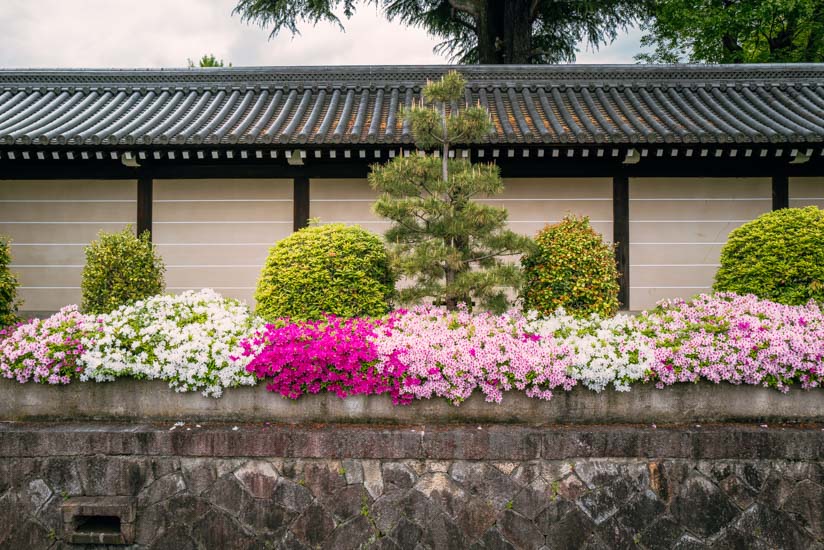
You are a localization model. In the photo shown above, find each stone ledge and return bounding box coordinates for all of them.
[1,422,824,460]
[2,378,824,425]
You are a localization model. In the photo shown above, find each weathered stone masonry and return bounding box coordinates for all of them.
[2,423,824,550]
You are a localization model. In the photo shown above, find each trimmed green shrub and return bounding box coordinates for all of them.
[521,215,620,317]
[714,206,824,305]
[0,236,20,327]
[255,223,395,320]
[81,227,165,314]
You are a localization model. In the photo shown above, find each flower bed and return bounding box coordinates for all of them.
[0,290,822,405]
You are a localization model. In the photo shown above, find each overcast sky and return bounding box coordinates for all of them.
[0,0,642,68]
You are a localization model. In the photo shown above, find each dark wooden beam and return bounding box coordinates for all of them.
[293,176,310,231]
[613,175,630,310]
[2,145,824,181]
[137,173,153,239]
[772,174,789,210]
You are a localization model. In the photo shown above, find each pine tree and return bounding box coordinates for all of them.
[368,71,531,312]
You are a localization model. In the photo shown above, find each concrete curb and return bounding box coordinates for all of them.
[1,379,823,424]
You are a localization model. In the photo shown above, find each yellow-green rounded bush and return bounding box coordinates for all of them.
[521,215,619,317]
[714,206,824,305]
[0,236,20,327]
[255,224,395,320]
[81,227,165,314]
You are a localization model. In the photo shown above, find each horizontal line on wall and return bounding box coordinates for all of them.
[166,265,261,268]
[11,264,265,269]
[0,200,135,203]
[629,198,769,202]
[630,220,750,223]
[20,286,79,290]
[168,286,254,290]
[0,221,132,225]
[631,286,712,290]
[155,243,273,246]
[790,197,824,200]
[318,220,612,224]
[631,264,720,267]
[154,199,293,203]
[509,220,612,223]
[478,198,611,202]
[318,221,390,224]
[312,198,611,203]
[9,243,273,247]
[153,221,292,225]
[632,242,726,245]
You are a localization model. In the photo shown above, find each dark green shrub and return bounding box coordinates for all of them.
[714,206,824,305]
[0,237,20,327]
[255,224,395,320]
[81,227,165,314]
[521,215,620,317]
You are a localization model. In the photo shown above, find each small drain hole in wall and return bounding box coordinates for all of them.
[74,515,122,535]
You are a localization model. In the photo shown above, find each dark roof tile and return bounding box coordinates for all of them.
[0,64,823,147]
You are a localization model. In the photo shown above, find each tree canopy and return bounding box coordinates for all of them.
[368,72,531,311]
[187,54,232,68]
[233,0,645,64]
[637,0,824,63]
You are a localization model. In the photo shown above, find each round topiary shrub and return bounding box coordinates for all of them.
[521,215,620,317]
[0,236,20,327]
[255,223,395,321]
[714,206,824,305]
[81,226,165,314]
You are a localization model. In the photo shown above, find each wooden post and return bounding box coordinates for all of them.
[613,175,630,310]
[772,174,789,211]
[137,173,153,239]
[293,176,310,231]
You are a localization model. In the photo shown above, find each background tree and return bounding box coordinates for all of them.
[187,54,232,68]
[368,71,531,312]
[233,0,645,64]
[637,0,824,63]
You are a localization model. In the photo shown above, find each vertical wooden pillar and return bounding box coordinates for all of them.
[293,176,310,231]
[772,174,789,211]
[613,175,630,310]
[137,173,153,239]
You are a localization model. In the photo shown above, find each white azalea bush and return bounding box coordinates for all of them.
[527,309,654,392]
[79,289,261,396]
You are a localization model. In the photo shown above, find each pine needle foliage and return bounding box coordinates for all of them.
[368,71,532,312]
[0,236,20,327]
[81,227,165,314]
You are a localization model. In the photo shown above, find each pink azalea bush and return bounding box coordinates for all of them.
[240,314,409,403]
[2,290,822,405]
[639,293,824,390]
[0,305,97,384]
[374,305,575,404]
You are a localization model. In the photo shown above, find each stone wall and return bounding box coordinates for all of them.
[1,423,824,549]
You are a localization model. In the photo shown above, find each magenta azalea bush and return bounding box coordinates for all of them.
[639,293,824,390]
[0,305,97,384]
[241,314,409,403]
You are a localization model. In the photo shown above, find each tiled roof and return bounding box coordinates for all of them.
[0,64,823,147]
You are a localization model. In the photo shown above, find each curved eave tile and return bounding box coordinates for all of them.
[1,65,823,147]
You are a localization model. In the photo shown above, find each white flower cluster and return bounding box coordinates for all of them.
[79,289,261,397]
[527,310,655,392]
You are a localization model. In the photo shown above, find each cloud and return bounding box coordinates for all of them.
[0,0,639,68]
